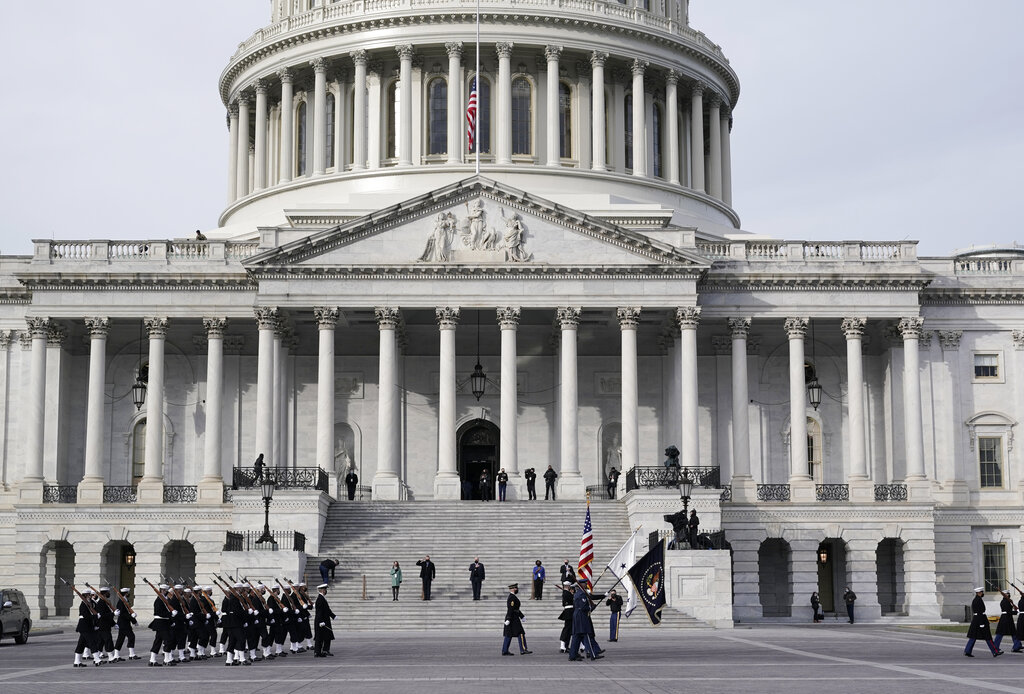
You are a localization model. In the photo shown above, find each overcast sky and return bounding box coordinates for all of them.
[0,1,1020,256]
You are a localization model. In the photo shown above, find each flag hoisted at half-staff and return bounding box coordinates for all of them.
[627,538,666,625]
[465,77,478,151]
[577,500,594,589]
[606,528,640,617]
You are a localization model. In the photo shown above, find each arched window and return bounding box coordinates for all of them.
[132,419,146,484]
[511,77,532,156]
[624,93,633,170]
[652,103,663,178]
[296,101,308,176]
[386,81,400,160]
[558,82,572,159]
[427,78,448,155]
[325,93,336,168]
[468,76,492,155]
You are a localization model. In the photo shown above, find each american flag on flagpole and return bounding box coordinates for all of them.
[466,77,478,151]
[577,500,594,589]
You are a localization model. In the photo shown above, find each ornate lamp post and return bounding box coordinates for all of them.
[255,478,277,546]
[678,470,694,547]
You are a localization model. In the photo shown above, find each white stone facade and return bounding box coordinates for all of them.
[0,1,1021,626]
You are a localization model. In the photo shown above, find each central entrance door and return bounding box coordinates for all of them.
[457,419,499,500]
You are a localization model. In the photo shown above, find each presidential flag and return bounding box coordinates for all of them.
[465,78,478,150]
[577,501,594,589]
[627,539,666,625]
[606,528,640,617]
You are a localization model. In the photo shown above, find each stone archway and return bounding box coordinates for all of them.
[758,538,792,617]
[100,540,136,596]
[40,540,76,618]
[876,538,906,615]
[457,419,499,500]
[162,540,196,584]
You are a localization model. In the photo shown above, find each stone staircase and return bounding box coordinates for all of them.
[304,500,707,631]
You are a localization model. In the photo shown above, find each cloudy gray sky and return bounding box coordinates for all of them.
[0,1,1020,256]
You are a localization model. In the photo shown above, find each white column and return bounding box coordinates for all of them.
[618,308,640,477]
[254,79,269,190]
[689,83,704,192]
[236,93,250,199]
[707,93,722,199]
[77,318,110,501]
[728,318,751,478]
[676,307,700,468]
[278,68,295,183]
[311,57,328,175]
[721,106,733,205]
[785,318,810,482]
[591,52,608,171]
[137,317,167,503]
[545,45,562,166]
[496,42,513,164]
[558,307,584,498]
[666,71,680,185]
[351,50,368,170]
[497,308,520,487]
[900,317,926,480]
[843,318,867,480]
[20,318,49,501]
[197,318,227,503]
[0,333,9,490]
[254,308,277,465]
[397,45,414,166]
[434,307,460,499]
[373,307,401,499]
[227,104,239,203]
[446,42,464,164]
[631,59,648,177]
[272,326,285,467]
[315,308,338,482]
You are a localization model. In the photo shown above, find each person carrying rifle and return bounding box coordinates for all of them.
[1016,583,1024,650]
[265,583,290,658]
[145,582,177,667]
[113,587,140,661]
[71,586,102,667]
[994,587,1022,653]
[167,584,191,663]
[91,586,118,663]
[218,580,249,666]
[183,587,207,660]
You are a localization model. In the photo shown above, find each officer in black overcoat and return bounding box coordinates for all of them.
[965,587,1002,657]
[500,583,530,655]
[313,584,336,657]
[994,588,1022,652]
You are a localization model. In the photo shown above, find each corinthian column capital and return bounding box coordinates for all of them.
[435,306,461,329]
[496,307,521,329]
[85,317,110,338]
[784,317,808,338]
[557,307,581,329]
[314,307,340,329]
[727,317,751,338]
[617,307,642,329]
[676,306,701,329]
[841,317,866,338]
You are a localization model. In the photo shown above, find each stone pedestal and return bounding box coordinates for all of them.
[372,475,401,501]
[848,478,875,503]
[77,479,105,504]
[433,474,461,500]
[907,478,934,503]
[136,480,164,505]
[729,476,757,503]
[557,473,586,500]
[18,480,43,504]
[197,479,226,505]
[789,479,816,503]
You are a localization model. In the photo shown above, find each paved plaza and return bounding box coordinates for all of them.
[1,625,1022,694]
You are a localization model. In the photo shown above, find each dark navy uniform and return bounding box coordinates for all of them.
[500,585,529,655]
[113,590,139,659]
[148,591,174,666]
[606,592,624,641]
[313,589,336,657]
[965,591,1001,657]
[73,595,100,666]
[994,592,1021,652]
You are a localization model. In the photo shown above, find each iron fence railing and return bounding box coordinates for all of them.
[232,466,329,492]
[874,484,909,501]
[163,486,198,503]
[42,485,78,503]
[223,530,306,552]
[103,486,138,503]
[625,466,721,492]
[756,484,791,502]
[585,485,614,500]
[815,484,850,501]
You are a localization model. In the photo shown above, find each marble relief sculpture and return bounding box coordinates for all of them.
[501,209,533,262]
[419,211,457,262]
[418,201,533,262]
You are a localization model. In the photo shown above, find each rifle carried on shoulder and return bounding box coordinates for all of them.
[59,577,97,615]
[142,577,176,613]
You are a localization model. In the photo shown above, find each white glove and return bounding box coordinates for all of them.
[205,614,211,620]
[130,613,137,619]
[318,622,325,627]
[186,613,193,619]
[504,620,510,625]
[268,608,274,614]
[248,609,255,615]
[171,610,178,617]
[114,610,121,617]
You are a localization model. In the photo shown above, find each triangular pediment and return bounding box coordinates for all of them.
[245,177,709,275]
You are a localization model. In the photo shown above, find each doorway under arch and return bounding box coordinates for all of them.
[758,538,792,617]
[162,540,196,583]
[457,419,499,500]
[40,540,75,618]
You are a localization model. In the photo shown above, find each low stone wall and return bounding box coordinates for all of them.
[665,550,734,629]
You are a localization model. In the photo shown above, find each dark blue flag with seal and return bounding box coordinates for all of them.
[627,539,666,625]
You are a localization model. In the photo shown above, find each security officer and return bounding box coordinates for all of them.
[500,583,531,655]
[313,583,336,657]
[606,589,624,641]
[497,468,509,501]
[965,587,1002,657]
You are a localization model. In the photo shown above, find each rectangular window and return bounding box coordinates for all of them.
[974,353,999,379]
[978,436,1003,488]
[983,543,1006,593]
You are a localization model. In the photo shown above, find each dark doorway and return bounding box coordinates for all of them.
[758,538,792,617]
[457,419,499,500]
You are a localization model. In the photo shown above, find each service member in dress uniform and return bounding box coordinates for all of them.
[267,585,290,657]
[148,584,175,667]
[73,588,102,667]
[313,583,336,657]
[1016,586,1024,650]
[606,589,624,642]
[557,581,575,652]
[221,583,248,666]
[965,587,1002,657]
[500,583,531,656]
[297,582,315,651]
[95,587,117,663]
[113,587,140,661]
[994,588,1022,653]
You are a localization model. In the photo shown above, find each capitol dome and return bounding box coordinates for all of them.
[217,0,740,237]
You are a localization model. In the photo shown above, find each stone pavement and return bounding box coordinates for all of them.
[1,625,1022,694]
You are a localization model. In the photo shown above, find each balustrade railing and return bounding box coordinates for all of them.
[43,240,262,263]
[42,485,78,503]
[625,466,721,492]
[756,484,790,502]
[815,484,849,501]
[232,466,329,492]
[955,258,1014,275]
[163,486,198,503]
[585,485,613,500]
[103,486,138,504]
[874,484,909,501]
[223,530,307,552]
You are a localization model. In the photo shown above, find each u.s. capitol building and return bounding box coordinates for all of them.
[0,0,1020,626]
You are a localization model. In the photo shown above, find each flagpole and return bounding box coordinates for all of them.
[474,0,480,175]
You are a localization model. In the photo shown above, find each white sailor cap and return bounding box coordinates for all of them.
[205,586,214,592]
[158,584,169,590]
[271,585,280,591]
[317,583,329,590]
[120,588,131,594]
[233,582,244,589]
[562,580,573,586]
[299,582,307,587]
[974,586,985,592]
[184,587,193,593]
[82,588,94,595]
[173,584,184,590]
[99,586,110,592]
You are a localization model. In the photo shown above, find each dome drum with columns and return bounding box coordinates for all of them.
[0,0,1020,628]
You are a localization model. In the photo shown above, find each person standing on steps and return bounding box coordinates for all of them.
[606,467,620,499]
[842,586,857,624]
[390,561,402,601]
[559,559,575,584]
[965,587,1002,657]
[469,557,486,600]
[497,468,509,501]
[416,555,436,600]
[251,453,265,487]
[500,583,531,656]
[479,470,492,502]
[344,467,358,501]
[994,588,1021,653]
[524,467,537,500]
[544,465,558,500]
[532,560,545,600]
[606,589,623,641]
[687,509,700,549]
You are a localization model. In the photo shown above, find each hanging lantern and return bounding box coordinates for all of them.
[470,362,486,401]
